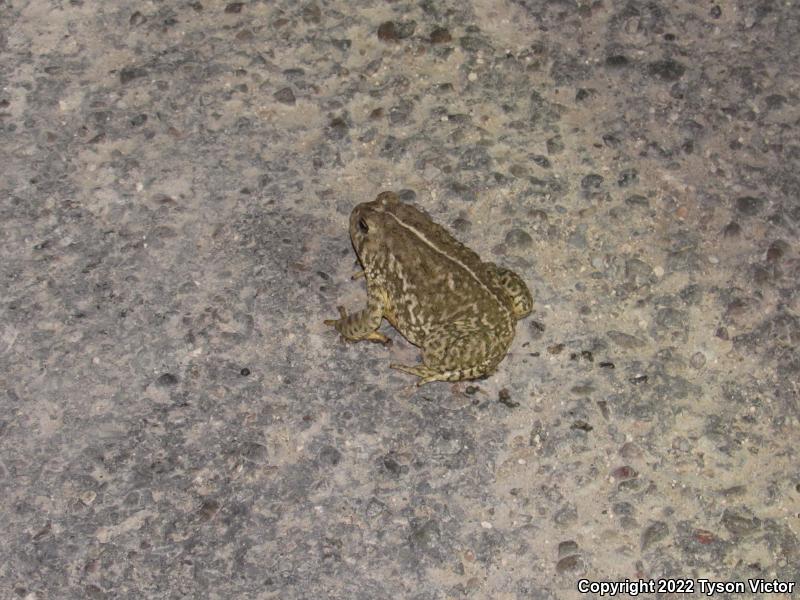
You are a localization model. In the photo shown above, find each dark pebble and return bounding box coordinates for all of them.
[629,374,648,385]
[766,240,788,262]
[460,146,490,171]
[197,499,220,522]
[531,155,551,168]
[626,258,654,285]
[752,264,772,285]
[300,5,321,23]
[625,194,649,207]
[735,196,764,215]
[382,454,402,476]
[429,27,451,44]
[283,67,305,78]
[764,94,786,110]
[327,117,349,140]
[721,509,760,536]
[693,529,716,545]
[575,88,595,102]
[408,519,440,553]
[605,55,630,68]
[505,228,533,248]
[377,21,398,41]
[317,445,342,467]
[388,101,412,125]
[156,373,178,387]
[377,20,416,42]
[690,352,706,369]
[84,585,104,599]
[641,521,669,550]
[656,307,688,328]
[273,87,296,105]
[398,189,416,202]
[607,330,645,348]
[602,133,620,147]
[723,221,741,237]
[433,82,453,94]
[555,555,583,574]
[558,540,579,558]
[331,39,351,52]
[617,168,638,187]
[365,498,387,519]
[33,522,52,541]
[498,388,519,408]
[119,66,147,84]
[647,59,686,81]
[611,465,638,480]
[726,298,747,316]
[619,442,643,459]
[599,361,615,368]
[720,485,747,498]
[715,326,729,340]
[546,135,564,155]
[570,382,594,393]
[509,164,529,178]
[709,5,722,18]
[553,504,578,526]
[581,173,604,189]
[241,441,268,462]
[529,320,546,339]
[240,367,250,376]
[130,113,147,127]
[459,35,494,53]
[465,385,479,395]
[680,283,703,305]
[130,11,146,26]
[224,2,243,13]
[570,231,588,250]
[615,503,637,519]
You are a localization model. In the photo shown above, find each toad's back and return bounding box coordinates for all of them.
[351,194,516,347]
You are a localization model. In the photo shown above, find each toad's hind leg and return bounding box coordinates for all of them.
[390,329,499,385]
[390,362,495,386]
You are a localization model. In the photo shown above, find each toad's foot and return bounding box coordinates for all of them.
[325,306,390,344]
[390,363,459,386]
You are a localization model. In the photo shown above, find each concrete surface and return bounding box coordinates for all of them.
[1,0,798,598]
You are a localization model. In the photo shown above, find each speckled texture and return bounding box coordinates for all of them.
[1,1,798,598]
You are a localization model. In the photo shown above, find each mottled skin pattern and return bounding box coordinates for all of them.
[326,191,533,385]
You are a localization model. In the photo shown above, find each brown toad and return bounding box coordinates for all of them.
[325,191,533,385]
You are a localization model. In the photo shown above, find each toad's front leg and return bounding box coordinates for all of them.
[324,286,389,344]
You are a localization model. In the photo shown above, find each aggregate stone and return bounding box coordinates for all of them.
[273,87,296,105]
[1,0,797,597]
[641,521,670,551]
[647,59,686,82]
[735,195,765,215]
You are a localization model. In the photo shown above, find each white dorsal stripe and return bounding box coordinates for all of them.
[380,207,510,317]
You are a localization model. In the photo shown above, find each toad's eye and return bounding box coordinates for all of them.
[358,218,369,233]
